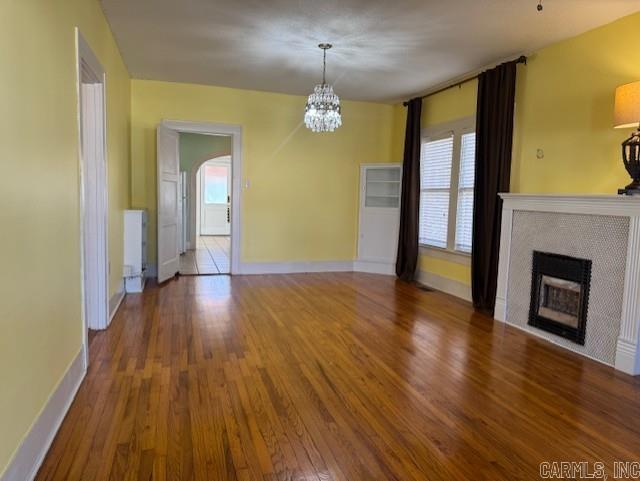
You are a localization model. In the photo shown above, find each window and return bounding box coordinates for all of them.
[203,164,229,204]
[455,132,476,253]
[419,118,476,254]
[419,135,453,248]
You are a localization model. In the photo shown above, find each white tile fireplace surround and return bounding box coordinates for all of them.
[494,194,640,375]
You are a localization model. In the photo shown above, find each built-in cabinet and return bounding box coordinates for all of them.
[357,164,402,274]
[123,209,147,293]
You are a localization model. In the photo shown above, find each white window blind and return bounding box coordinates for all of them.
[419,134,454,248]
[455,132,476,253]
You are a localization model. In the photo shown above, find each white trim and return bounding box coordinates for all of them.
[0,347,86,481]
[616,216,640,374]
[416,270,472,302]
[499,193,640,217]
[75,29,109,372]
[159,120,242,275]
[108,280,125,322]
[495,194,640,375]
[239,261,354,275]
[353,260,395,275]
[76,30,104,80]
[616,339,640,375]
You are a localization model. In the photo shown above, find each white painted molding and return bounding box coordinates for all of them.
[416,270,472,302]
[239,261,354,275]
[353,259,395,275]
[499,193,640,217]
[495,193,640,375]
[108,280,125,323]
[1,346,86,481]
[616,216,640,375]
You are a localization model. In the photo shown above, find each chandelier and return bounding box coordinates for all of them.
[304,43,342,133]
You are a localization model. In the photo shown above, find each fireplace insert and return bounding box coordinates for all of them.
[528,251,592,345]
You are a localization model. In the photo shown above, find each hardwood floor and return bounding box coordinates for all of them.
[37,273,640,481]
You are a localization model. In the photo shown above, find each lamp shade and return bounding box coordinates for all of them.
[614,81,640,129]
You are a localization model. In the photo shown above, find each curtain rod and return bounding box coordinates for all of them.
[402,55,527,106]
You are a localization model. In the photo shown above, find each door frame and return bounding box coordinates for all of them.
[75,29,109,367]
[159,120,242,275]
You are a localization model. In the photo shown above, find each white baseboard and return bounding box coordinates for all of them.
[108,280,125,323]
[615,339,640,375]
[1,346,86,481]
[416,270,472,302]
[494,298,507,322]
[353,259,395,275]
[238,260,354,275]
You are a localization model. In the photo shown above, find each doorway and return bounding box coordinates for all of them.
[156,121,242,283]
[76,30,109,363]
[180,154,232,274]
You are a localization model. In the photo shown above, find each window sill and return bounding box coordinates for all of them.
[419,245,471,266]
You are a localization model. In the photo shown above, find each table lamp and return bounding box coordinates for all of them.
[614,81,640,195]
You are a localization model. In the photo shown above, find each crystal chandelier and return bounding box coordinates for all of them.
[304,44,342,133]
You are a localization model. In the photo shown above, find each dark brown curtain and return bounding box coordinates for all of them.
[471,61,517,312]
[396,97,422,281]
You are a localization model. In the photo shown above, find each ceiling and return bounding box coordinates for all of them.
[100,0,640,103]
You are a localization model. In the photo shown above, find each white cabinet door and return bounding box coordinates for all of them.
[357,164,402,266]
[200,160,231,236]
[157,125,180,283]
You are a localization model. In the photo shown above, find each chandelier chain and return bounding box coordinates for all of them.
[322,47,326,85]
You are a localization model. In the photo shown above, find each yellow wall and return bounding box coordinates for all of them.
[511,12,639,194]
[411,12,640,288]
[131,80,396,264]
[0,0,130,475]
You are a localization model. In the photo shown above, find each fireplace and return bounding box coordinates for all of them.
[528,251,592,345]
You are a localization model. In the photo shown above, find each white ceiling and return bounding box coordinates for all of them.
[100,0,640,103]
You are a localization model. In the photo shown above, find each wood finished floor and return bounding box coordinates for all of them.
[37,273,640,481]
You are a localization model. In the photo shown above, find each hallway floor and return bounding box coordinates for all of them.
[179,235,230,275]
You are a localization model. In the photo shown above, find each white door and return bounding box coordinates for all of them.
[81,82,108,330]
[200,160,231,236]
[157,125,180,283]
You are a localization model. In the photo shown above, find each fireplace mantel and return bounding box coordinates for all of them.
[495,193,640,375]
